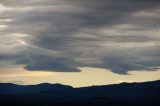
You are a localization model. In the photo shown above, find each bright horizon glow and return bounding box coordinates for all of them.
[0,67,159,87]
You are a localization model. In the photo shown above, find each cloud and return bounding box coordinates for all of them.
[100,45,160,74]
[0,0,160,74]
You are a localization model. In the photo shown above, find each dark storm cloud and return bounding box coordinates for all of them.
[0,0,160,74]
[100,45,160,74]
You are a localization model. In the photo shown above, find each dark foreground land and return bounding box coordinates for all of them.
[0,80,160,106]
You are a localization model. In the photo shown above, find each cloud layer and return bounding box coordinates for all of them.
[0,0,160,74]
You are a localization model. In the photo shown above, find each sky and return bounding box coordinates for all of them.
[0,0,160,87]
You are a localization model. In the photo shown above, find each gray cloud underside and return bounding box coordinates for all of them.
[0,0,160,74]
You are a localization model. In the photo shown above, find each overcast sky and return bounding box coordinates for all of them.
[0,0,160,86]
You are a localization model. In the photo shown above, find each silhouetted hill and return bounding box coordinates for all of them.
[0,83,73,95]
[0,80,160,106]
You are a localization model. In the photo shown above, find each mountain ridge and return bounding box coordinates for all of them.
[0,80,160,106]
[0,79,159,88]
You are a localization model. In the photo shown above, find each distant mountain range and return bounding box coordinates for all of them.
[0,80,160,106]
